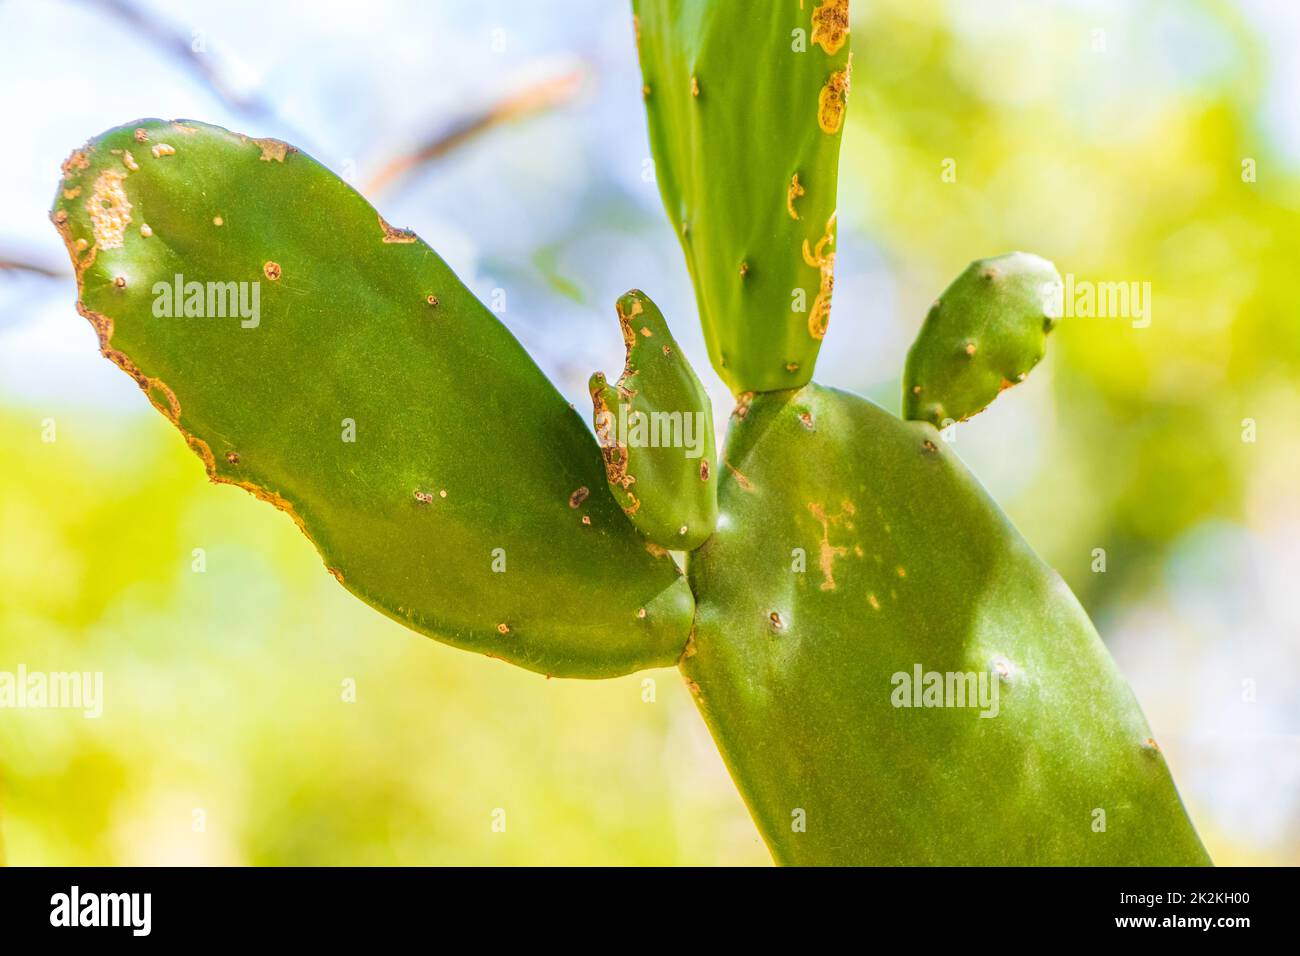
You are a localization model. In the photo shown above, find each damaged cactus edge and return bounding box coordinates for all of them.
[589,290,718,551]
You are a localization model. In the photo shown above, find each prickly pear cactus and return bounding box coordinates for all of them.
[46,0,1212,867]
[685,384,1210,865]
[50,118,693,679]
[904,253,1063,426]
[632,0,851,394]
[589,290,717,550]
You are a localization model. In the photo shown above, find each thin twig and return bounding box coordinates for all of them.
[366,68,586,197]
[0,257,64,278]
[82,0,280,119]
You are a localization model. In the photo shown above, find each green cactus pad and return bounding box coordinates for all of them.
[588,290,718,550]
[903,252,1064,426]
[633,0,851,394]
[684,384,1210,864]
[51,118,694,679]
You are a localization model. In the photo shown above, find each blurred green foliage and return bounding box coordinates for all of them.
[844,0,1299,614]
[0,412,768,864]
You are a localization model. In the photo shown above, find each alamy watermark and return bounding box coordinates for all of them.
[0,664,103,718]
[152,273,260,328]
[594,403,708,460]
[50,886,150,936]
[890,663,1000,718]
[1055,273,1151,328]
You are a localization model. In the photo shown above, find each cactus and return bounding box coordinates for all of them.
[631,0,850,393]
[686,384,1210,865]
[48,1,1212,864]
[589,290,718,550]
[50,119,692,679]
[904,252,1064,426]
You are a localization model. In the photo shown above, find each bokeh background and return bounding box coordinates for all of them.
[1,0,1297,865]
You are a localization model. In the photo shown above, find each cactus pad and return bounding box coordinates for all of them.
[633,0,852,394]
[684,384,1210,864]
[51,119,695,679]
[589,290,718,550]
[903,252,1064,426]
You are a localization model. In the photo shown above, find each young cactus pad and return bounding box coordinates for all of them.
[50,119,694,679]
[903,252,1064,426]
[685,384,1210,865]
[589,290,718,550]
[633,0,851,394]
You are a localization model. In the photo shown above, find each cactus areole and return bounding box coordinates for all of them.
[49,0,1210,865]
